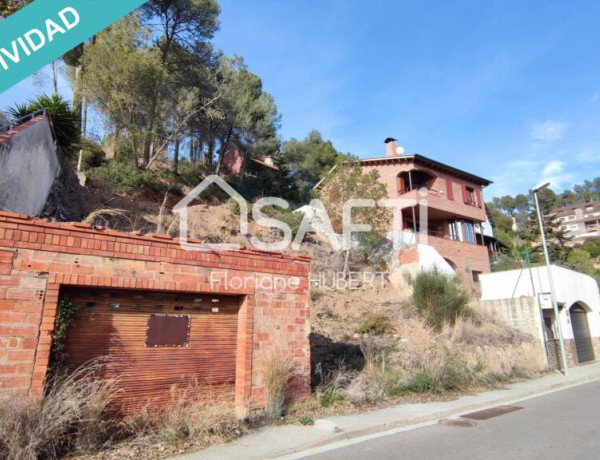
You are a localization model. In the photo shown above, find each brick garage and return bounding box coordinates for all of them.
[0,211,311,415]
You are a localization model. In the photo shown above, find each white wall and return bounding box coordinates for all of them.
[0,118,59,216]
[416,244,456,276]
[480,265,600,339]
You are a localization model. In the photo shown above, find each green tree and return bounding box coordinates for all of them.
[281,130,345,202]
[317,161,390,275]
[140,0,220,166]
[564,249,596,276]
[82,15,166,164]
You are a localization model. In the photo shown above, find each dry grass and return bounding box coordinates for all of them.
[83,208,128,226]
[0,363,116,460]
[263,352,296,419]
[310,284,547,407]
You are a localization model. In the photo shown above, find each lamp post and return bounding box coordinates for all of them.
[531,182,568,376]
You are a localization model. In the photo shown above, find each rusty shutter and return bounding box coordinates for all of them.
[446,179,454,200]
[62,288,241,413]
[475,188,482,208]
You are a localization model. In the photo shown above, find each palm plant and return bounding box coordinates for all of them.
[8,94,80,156]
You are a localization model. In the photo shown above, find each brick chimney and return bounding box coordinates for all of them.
[384,137,399,157]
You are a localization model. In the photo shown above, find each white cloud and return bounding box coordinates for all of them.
[488,157,576,198]
[529,119,568,142]
[542,160,564,176]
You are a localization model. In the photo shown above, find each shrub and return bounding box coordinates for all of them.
[299,415,315,426]
[277,210,304,240]
[319,388,341,408]
[0,363,115,459]
[409,268,471,331]
[384,372,439,396]
[404,372,439,393]
[228,197,241,216]
[9,93,80,156]
[263,353,295,419]
[355,312,393,336]
[91,160,169,195]
[143,398,245,447]
[439,353,469,391]
[77,139,105,169]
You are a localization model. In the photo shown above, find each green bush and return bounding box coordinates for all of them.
[176,161,207,187]
[404,372,439,393]
[385,371,440,396]
[77,139,105,169]
[355,312,393,336]
[410,269,471,331]
[439,354,469,391]
[9,94,80,156]
[299,416,314,426]
[319,388,341,408]
[91,160,169,195]
[228,198,241,216]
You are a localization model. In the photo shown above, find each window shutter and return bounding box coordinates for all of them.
[446,179,454,200]
[397,175,405,194]
[462,184,468,203]
[475,189,482,208]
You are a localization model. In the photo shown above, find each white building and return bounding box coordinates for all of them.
[480,265,600,367]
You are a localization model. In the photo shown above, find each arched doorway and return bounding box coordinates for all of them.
[570,303,595,363]
[443,258,458,273]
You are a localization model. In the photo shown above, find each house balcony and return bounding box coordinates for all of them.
[397,184,487,222]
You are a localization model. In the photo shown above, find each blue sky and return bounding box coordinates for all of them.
[2,0,600,199]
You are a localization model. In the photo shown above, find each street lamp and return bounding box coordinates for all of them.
[531,181,569,376]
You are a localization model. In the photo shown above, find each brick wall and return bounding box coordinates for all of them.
[361,160,488,223]
[0,211,311,415]
[424,234,491,281]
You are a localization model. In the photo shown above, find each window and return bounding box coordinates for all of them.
[472,270,482,283]
[464,186,476,206]
[565,215,576,221]
[463,221,475,243]
[448,221,459,240]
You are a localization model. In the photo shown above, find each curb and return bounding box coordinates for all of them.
[270,370,600,459]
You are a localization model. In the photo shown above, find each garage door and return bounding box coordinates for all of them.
[62,288,241,412]
[570,305,595,364]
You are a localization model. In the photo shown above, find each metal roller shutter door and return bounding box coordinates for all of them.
[570,306,595,364]
[62,287,241,412]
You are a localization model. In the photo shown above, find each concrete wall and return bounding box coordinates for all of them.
[480,265,600,341]
[477,297,544,344]
[0,116,59,217]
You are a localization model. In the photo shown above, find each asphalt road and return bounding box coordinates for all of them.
[305,379,600,460]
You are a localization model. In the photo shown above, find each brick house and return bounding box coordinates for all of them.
[327,138,496,288]
[221,144,280,179]
[0,211,311,416]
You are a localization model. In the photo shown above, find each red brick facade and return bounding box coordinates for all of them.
[0,211,311,415]
[359,154,492,284]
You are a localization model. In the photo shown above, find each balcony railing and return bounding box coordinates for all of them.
[398,184,443,197]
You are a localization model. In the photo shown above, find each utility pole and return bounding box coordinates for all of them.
[531,182,568,375]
